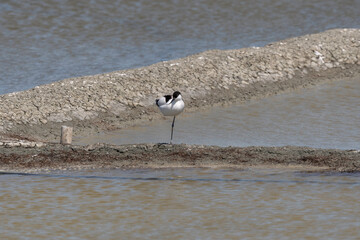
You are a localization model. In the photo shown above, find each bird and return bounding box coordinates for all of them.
[155,91,185,143]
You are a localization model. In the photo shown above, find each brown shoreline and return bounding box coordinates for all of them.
[1,143,359,173]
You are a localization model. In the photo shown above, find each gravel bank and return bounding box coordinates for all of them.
[0,143,359,172]
[1,28,360,141]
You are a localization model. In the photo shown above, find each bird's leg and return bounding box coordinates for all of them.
[170,116,176,144]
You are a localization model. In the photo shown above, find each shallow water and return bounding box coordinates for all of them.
[1,0,360,94]
[1,168,359,239]
[76,76,360,150]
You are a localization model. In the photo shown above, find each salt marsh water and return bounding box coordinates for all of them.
[1,168,360,239]
[1,0,360,94]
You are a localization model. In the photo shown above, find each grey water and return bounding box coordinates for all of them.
[1,168,360,239]
[1,0,360,94]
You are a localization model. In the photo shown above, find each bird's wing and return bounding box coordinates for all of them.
[156,95,172,106]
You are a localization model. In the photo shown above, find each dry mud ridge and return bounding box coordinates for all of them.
[0,28,360,142]
[0,144,359,172]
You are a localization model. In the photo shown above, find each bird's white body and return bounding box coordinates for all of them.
[156,93,184,116]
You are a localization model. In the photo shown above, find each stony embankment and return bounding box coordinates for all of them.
[0,28,360,141]
[0,143,359,172]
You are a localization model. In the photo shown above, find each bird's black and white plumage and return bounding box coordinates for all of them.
[155,91,185,143]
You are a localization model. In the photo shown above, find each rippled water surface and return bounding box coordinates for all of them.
[1,0,360,94]
[77,77,360,149]
[1,169,360,239]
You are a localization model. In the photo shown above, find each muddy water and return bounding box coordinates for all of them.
[1,0,360,94]
[1,168,359,239]
[76,77,360,149]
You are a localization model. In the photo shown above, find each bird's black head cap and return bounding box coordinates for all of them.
[173,91,181,98]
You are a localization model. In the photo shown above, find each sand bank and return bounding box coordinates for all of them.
[0,28,359,141]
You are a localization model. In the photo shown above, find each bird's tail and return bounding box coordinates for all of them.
[155,99,159,107]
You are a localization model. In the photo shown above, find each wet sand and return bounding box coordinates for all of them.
[1,143,359,172]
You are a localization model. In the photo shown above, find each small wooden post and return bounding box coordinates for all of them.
[60,126,73,145]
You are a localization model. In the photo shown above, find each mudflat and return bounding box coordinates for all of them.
[0,143,359,172]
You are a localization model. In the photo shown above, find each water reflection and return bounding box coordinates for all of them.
[2,171,360,185]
